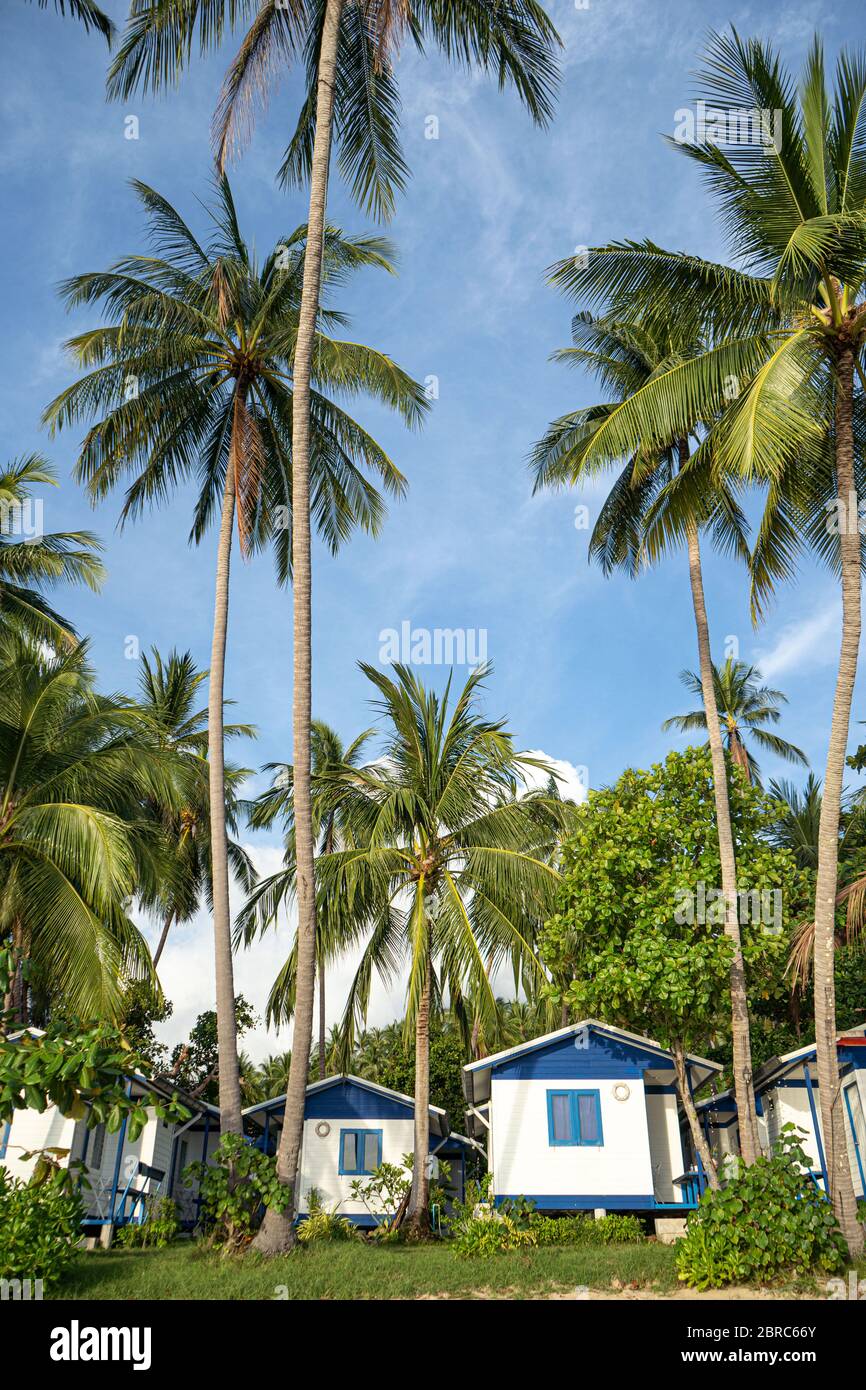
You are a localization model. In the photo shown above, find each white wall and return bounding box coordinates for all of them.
[490,1076,654,1200]
[297,1117,416,1217]
[0,1106,76,1183]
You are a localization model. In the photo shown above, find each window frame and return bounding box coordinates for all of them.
[338,1127,383,1176]
[546,1089,604,1148]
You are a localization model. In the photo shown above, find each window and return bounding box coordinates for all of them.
[546,1090,603,1147]
[88,1122,106,1170]
[338,1128,383,1175]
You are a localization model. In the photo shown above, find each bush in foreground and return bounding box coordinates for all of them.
[0,1163,82,1290]
[675,1127,848,1290]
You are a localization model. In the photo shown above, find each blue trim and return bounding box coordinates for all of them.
[338,1128,383,1176]
[0,1120,10,1160]
[495,1193,654,1211]
[843,1084,866,1197]
[802,1063,829,1194]
[546,1089,603,1147]
[107,1082,132,1224]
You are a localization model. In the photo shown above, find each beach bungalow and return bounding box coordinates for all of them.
[0,1047,218,1242]
[463,1019,722,1222]
[242,1074,479,1224]
[699,1025,866,1200]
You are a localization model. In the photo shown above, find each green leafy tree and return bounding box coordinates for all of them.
[664,658,808,783]
[169,997,258,1105]
[44,178,426,1139]
[540,747,801,1183]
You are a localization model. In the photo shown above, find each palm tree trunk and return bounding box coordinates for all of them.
[318,954,326,1081]
[813,346,863,1257]
[152,910,174,970]
[684,497,760,1164]
[208,465,243,1137]
[672,1044,720,1191]
[407,950,432,1235]
[252,0,344,1253]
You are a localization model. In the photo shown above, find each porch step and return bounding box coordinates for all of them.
[654,1217,688,1244]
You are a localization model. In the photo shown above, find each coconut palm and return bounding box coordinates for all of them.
[771,774,866,987]
[133,648,256,969]
[107,0,561,1254]
[43,177,427,1138]
[532,309,763,1163]
[0,454,104,647]
[26,0,113,42]
[663,658,808,783]
[284,662,569,1238]
[0,635,177,1022]
[238,719,375,1078]
[541,29,866,1251]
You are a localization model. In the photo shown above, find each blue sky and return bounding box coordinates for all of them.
[2,0,864,1057]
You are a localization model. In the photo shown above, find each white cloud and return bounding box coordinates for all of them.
[754,604,840,681]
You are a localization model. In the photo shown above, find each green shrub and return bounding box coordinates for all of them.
[451,1210,537,1257]
[296,1189,360,1244]
[675,1126,848,1290]
[183,1133,291,1252]
[115,1197,180,1250]
[0,1163,82,1290]
[528,1211,644,1246]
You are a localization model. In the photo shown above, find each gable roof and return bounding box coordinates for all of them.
[242,1073,449,1136]
[755,1023,866,1092]
[463,1019,721,1106]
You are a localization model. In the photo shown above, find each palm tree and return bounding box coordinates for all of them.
[271,662,570,1240]
[541,30,866,1252]
[1,454,104,646]
[43,178,427,1138]
[771,775,866,987]
[664,658,808,783]
[0,635,173,1022]
[133,648,256,968]
[26,0,113,42]
[532,310,763,1162]
[107,0,561,1255]
[238,719,375,1078]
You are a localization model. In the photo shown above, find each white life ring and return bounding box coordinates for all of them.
[612,1083,630,1103]
[314,1121,331,1138]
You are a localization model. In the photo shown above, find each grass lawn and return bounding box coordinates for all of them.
[57,1239,682,1301]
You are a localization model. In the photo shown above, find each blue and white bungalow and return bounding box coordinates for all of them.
[463,1020,722,1217]
[702,1024,866,1199]
[0,1059,219,1241]
[242,1074,478,1224]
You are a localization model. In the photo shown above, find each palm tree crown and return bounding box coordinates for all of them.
[43,178,426,567]
[663,657,808,782]
[0,454,104,647]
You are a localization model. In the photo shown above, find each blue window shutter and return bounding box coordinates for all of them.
[339,1128,383,1175]
[547,1091,575,1144]
[546,1090,603,1147]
